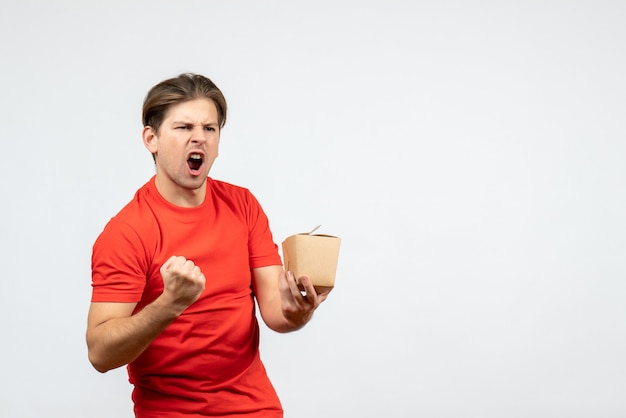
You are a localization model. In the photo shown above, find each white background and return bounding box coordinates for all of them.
[1,1,625,417]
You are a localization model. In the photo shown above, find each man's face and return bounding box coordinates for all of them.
[143,98,220,204]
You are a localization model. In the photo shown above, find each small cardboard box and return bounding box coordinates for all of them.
[281,226,341,294]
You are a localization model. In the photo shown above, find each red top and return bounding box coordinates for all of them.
[91,176,283,417]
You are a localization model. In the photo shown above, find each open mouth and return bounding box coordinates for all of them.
[187,153,204,173]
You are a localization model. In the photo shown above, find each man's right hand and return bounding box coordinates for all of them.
[159,255,206,311]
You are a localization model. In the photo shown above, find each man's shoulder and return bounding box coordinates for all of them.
[207,177,256,203]
[208,177,250,194]
[105,182,159,232]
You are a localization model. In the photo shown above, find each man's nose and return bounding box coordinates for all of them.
[191,126,207,143]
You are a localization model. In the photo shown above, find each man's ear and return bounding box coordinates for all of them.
[142,126,158,154]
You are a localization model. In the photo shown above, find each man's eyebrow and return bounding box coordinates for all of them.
[171,120,218,125]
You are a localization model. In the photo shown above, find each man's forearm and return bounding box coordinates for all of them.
[87,299,182,373]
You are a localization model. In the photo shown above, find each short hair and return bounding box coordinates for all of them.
[142,73,227,133]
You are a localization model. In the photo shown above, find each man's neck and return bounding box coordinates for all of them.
[154,176,207,208]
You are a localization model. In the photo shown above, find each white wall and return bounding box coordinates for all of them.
[1,1,625,417]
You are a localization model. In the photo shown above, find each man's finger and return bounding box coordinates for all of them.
[285,271,306,301]
[161,255,179,270]
[299,276,318,303]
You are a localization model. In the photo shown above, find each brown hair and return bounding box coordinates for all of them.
[142,73,227,133]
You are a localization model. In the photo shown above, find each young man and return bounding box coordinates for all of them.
[87,73,330,417]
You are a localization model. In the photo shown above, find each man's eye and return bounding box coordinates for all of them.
[176,126,191,130]
[204,126,215,132]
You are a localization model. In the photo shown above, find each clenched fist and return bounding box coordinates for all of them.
[160,255,206,310]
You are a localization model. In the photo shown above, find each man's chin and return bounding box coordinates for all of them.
[181,175,207,189]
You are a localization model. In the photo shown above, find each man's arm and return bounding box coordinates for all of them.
[86,255,206,373]
[86,300,181,372]
[252,265,330,333]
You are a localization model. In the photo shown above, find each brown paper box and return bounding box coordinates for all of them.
[281,230,341,294]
